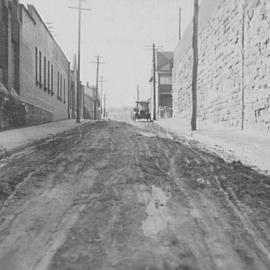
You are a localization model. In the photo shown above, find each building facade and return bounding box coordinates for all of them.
[20,4,69,124]
[0,0,25,129]
[156,51,173,119]
[0,1,72,130]
[82,84,101,120]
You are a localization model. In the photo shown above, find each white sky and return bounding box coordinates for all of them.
[20,0,194,108]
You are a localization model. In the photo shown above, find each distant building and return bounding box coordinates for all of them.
[156,51,173,119]
[20,4,69,124]
[69,55,81,120]
[83,83,95,120]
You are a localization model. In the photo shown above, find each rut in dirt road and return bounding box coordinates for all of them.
[0,121,270,270]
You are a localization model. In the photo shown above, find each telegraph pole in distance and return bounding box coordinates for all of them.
[103,94,107,119]
[153,43,157,121]
[91,55,104,120]
[69,0,91,123]
[137,85,140,101]
[145,44,163,121]
[99,76,106,119]
[179,8,182,40]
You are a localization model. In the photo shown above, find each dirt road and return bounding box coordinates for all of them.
[0,121,270,270]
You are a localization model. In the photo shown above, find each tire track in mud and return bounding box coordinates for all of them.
[138,122,270,269]
[0,122,110,270]
[0,121,270,270]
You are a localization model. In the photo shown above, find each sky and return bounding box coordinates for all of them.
[20,0,195,108]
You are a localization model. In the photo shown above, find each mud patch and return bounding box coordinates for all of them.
[142,185,173,238]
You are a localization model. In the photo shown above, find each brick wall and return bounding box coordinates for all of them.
[173,0,270,135]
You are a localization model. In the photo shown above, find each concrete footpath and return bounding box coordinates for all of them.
[0,119,91,156]
[156,118,270,176]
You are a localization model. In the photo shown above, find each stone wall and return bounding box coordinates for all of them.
[244,0,270,134]
[0,88,25,130]
[0,83,53,131]
[173,0,270,135]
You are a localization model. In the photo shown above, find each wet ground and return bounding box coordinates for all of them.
[0,121,270,270]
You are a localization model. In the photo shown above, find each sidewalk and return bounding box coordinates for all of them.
[0,119,91,156]
[156,118,270,175]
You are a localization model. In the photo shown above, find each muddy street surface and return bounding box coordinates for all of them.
[0,121,270,270]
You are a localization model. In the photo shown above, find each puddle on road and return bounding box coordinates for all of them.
[142,185,173,238]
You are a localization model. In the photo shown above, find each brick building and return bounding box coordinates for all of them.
[173,0,270,135]
[20,4,69,124]
[156,51,173,119]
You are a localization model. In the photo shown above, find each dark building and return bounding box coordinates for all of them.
[0,0,20,93]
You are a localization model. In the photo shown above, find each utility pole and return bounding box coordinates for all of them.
[99,76,106,118]
[91,55,104,120]
[191,0,199,131]
[103,94,106,119]
[145,44,162,121]
[137,85,140,101]
[179,8,182,40]
[241,2,246,131]
[69,0,91,123]
[153,43,157,121]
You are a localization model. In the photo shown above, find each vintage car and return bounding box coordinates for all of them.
[133,101,151,122]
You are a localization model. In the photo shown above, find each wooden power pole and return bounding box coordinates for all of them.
[99,76,106,118]
[69,0,91,123]
[137,85,140,101]
[179,8,182,40]
[91,55,104,120]
[191,0,199,131]
[153,43,157,121]
[144,43,163,121]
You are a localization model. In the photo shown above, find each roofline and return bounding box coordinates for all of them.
[25,4,70,64]
[20,4,36,25]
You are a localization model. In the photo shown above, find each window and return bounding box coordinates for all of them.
[48,60,50,93]
[160,75,172,85]
[39,51,42,88]
[60,74,62,100]
[51,65,54,95]
[63,78,66,103]
[35,47,38,86]
[57,72,59,98]
[44,56,46,90]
